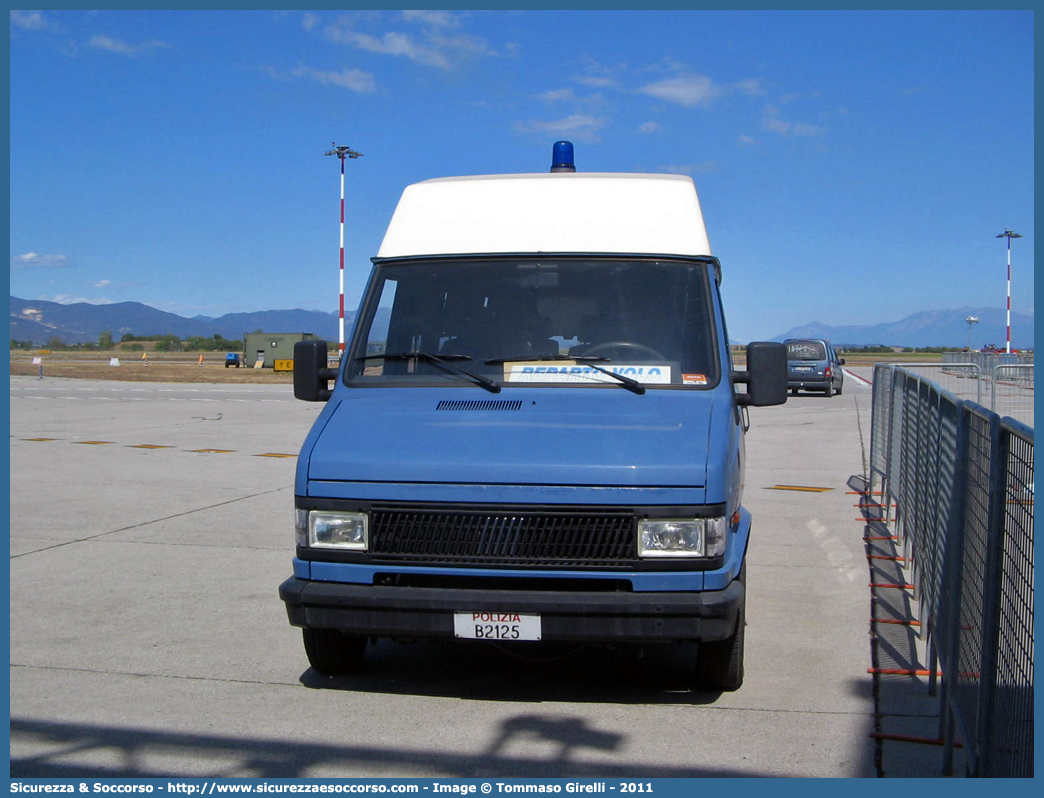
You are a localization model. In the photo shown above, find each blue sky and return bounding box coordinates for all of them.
[9,8,1035,343]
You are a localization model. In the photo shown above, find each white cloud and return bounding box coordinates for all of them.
[93,280,112,289]
[48,294,113,305]
[401,10,460,28]
[302,12,319,32]
[12,252,70,269]
[88,35,171,57]
[324,13,493,70]
[573,55,620,89]
[426,30,495,60]
[761,105,825,137]
[10,10,52,31]
[288,65,376,93]
[762,115,790,135]
[638,74,721,107]
[513,114,605,144]
[575,75,616,89]
[639,121,662,134]
[731,78,764,96]
[791,122,826,136]
[326,27,449,68]
[537,89,577,102]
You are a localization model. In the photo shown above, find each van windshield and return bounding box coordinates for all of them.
[346,257,720,389]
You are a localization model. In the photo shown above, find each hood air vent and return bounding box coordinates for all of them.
[436,399,524,412]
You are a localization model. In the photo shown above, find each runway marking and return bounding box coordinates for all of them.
[15,436,296,458]
[767,484,833,492]
[842,368,873,387]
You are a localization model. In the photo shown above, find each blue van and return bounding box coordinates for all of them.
[280,143,787,690]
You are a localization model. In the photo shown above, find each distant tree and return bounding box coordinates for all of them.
[98,330,114,350]
[153,334,183,352]
[45,337,67,350]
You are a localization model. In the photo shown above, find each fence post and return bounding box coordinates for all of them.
[939,400,970,775]
[972,416,1006,777]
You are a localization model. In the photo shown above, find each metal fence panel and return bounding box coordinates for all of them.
[870,365,1034,777]
[983,419,1034,777]
[991,364,1034,428]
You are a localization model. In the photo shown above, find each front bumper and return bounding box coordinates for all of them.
[279,576,743,643]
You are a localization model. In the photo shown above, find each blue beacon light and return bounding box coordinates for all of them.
[550,141,575,173]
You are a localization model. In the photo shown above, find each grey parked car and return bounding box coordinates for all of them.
[784,338,844,397]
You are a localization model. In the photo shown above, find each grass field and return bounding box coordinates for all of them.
[11,349,933,384]
[9,351,298,383]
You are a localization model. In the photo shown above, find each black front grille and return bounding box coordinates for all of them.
[369,506,636,567]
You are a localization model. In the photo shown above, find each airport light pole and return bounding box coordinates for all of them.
[325,143,363,353]
[995,229,1022,354]
[965,315,979,353]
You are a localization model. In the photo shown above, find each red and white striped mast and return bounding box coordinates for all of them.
[325,143,363,353]
[995,229,1022,354]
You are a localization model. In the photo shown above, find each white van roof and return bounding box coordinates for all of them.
[376,172,712,259]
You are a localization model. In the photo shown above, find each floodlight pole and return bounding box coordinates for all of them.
[325,143,363,353]
[965,316,979,353]
[995,229,1022,354]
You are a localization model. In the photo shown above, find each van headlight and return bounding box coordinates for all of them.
[297,510,369,550]
[638,518,726,558]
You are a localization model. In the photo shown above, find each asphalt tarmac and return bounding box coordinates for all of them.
[9,370,951,779]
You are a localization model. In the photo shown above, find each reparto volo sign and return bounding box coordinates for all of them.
[506,365,672,384]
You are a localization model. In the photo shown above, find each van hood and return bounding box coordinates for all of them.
[302,388,719,491]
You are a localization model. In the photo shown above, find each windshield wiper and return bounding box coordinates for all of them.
[356,351,501,394]
[484,354,645,395]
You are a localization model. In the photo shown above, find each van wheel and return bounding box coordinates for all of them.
[303,628,368,675]
[836,381,843,396]
[824,383,834,398]
[697,610,745,691]
[696,565,745,691]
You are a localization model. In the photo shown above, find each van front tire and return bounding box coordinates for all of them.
[303,628,368,675]
[696,565,745,691]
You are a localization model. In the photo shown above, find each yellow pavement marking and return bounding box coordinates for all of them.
[22,439,295,457]
[766,484,834,492]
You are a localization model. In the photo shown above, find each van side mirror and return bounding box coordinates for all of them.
[294,340,337,402]
[734,341,788,407]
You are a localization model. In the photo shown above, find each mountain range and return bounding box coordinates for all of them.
[10,296,351,346]
[772,307,1034,350]
[9,295,1035,350]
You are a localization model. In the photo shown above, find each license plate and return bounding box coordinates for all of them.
[793,366,813,372]
[453,612,541,641]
